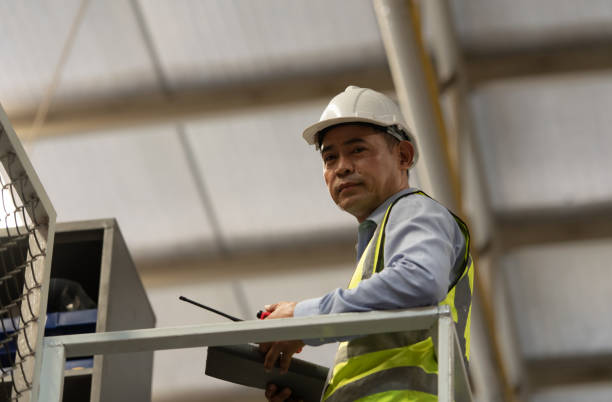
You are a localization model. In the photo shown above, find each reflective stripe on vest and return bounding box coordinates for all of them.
[323,191,474,402]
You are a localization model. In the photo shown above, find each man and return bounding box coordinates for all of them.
[260,86,473,402]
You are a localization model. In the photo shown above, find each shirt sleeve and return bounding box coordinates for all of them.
[294,194,465,345]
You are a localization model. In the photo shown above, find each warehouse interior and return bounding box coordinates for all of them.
[1,1,611,401]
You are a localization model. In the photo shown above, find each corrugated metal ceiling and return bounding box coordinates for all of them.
[28,124,218,257]
[0,1,81,111]
[451,0,612,52]
[502,239,612,359]
[27,102,357,258]
[2,0,382,259]
[470,72,612,213]
[183,102,355,243]
[139,0,384,89]
[0,0,384,113]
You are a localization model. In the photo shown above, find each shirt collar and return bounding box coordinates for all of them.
[364,187,419,226]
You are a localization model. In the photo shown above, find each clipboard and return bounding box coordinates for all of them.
[205,344,329,402]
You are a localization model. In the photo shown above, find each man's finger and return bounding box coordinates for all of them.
[259,342,272,354]
[264,344,281,370]
[265,303,278,312]
[279,350,293,374]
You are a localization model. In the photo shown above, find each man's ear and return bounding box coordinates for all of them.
[397,140,415,170]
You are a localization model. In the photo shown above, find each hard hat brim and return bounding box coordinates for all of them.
[302,116,400,146]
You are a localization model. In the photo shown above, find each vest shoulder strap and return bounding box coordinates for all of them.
[370,190,471,283]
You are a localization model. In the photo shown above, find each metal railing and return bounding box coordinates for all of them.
[38,305,472,402]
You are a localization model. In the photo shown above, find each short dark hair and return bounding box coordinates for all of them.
[382,132,400,151]
[382,135,410,179]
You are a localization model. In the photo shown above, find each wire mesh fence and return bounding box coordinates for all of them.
[0,107,55,402]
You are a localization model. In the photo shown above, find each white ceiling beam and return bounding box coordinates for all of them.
[526,354,612,390]
[496,202,612,250]
[9,65,393,139]
[464,42,612,85]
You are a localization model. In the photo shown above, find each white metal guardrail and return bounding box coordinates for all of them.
[38,305,472,402]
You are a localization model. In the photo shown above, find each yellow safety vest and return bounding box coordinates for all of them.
[322,191,474,402]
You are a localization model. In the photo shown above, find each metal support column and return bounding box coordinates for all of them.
[38,342,66,402]
[437,315,454,401]
[437,313,474,402]
[424,1,525,400]
[374,1,521,400]
[373,0,458,210]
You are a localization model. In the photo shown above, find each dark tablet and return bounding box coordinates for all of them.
[206,344,329,402]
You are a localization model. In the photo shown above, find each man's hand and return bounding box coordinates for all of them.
[258,301,305,373]
[265,383,303,402]
[260,338,305,373]
[264,301,297,319]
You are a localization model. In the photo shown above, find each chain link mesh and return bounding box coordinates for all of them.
[0,127,51,401]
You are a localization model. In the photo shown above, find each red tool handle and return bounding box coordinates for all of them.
[257,310,270,319]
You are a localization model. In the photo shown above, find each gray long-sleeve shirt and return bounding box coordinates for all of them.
[293,188,466,346]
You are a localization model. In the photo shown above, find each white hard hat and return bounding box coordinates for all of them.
[302,85,418,167]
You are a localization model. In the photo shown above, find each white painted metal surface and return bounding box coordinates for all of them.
[38,344,65,402]
[40,306,472,402]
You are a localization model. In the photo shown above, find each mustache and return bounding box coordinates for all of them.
[335,176,363,194]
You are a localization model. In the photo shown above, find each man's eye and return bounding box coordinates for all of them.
[323,154,337,163]
[352,147,366,153]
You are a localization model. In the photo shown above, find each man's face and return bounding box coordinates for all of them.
[320,124,413,222]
